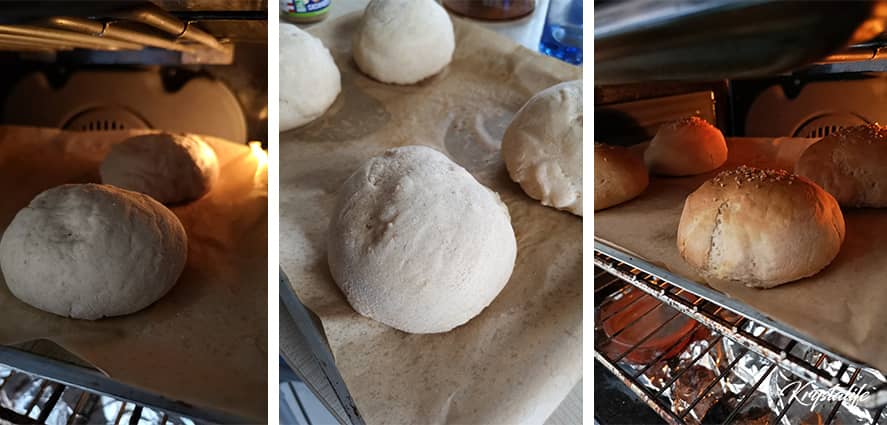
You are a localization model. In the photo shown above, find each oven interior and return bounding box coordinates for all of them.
[0,2,267,424]
[595,1,887,424]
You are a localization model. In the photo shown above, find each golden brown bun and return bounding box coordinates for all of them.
[677,166,845,288]
[795,123,887,207]
[594,143,649,211]
[645,117,728,176]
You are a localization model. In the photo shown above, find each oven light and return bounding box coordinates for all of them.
[249,140,268,186]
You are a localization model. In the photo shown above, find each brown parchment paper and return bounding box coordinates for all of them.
[280,14,582,425]
[595,137,887,372]
[0,126,268,421]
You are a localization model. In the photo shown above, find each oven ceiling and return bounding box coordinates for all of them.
[595,0,887,84]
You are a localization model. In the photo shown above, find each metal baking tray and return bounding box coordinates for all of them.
[0,359,207,425]
[594,239,869,377]
[0,343,243,424]
[279,269,364,425]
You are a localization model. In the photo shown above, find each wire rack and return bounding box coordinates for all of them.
[0,362,203,425]
[594,249,887,425]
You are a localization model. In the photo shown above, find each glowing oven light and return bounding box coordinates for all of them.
[249,141,268,167]
[249,141,268,186]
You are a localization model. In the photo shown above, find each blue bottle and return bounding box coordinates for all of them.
[539,0,583,65]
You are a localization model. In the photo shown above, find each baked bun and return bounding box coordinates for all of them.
[594,143,649,211]
[795,123,887,207]
[677,166,845,288]
[645,117,728,176]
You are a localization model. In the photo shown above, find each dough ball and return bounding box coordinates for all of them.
[796,123,887,207]
[353,0,455,84]
[645,116,728,176]
[100,133,219,204]
[327,146,516,334]
[677,166,844,288]
[502,80,583,216]
[280,23,341,130]
[0,184,187,319]
[594,143,648,211]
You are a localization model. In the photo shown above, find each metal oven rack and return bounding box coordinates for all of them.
[594,242,887,424]
[0,344,243,424]
[0,360,203,425]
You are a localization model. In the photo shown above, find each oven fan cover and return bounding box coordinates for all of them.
[3,70,246,142]
[63,106,150,132]
[793,112,869,138]
[744,77,887,138]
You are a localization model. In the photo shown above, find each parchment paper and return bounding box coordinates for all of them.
[0,126,268,421]
[280,14,582,425]
[595,137,887,372]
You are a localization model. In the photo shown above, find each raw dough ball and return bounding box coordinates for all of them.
[0,184,187,319]
[280,23,341,130]
[100,133,219,204]
[502,80,583,216]
[327,146,516,334]
[645,116,728,176]
[594,143,648,211]
[677,166,844,288]
[353,0,455,84]
[796,123,887,207]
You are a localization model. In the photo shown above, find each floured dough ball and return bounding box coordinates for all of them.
[280,23,341,130]
[100,133,219,204]
[677,166,844,288]
[0,184,187,319]
[353,0,455,84]
[796,123,887,207]
[502,80,583,216]
[595,143,648,211]
[328,146,516,334]
[645,116,728,176]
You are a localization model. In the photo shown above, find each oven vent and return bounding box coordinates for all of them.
[792,112,868,138]
[63,107,149,132]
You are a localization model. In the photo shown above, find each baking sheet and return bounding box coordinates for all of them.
[0,126,268,421]
[280,14,582,425]
[595,137,887,373]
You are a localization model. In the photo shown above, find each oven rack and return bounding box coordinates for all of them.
[0,345,246,424]
[0,3,242,64]
[0,360,200,425]
[594,239,877,388]
[594,260,887,424]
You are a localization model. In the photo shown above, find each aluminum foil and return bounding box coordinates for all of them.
[597,285,887,425]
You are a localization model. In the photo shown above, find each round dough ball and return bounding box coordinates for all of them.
[502,80,583,216]
[677,166,844,288]
[353,0,455,85]
[0,184,187,319]
[327,146,516,334]
[645,116,728,176]
[100,133,219,204]
[594,143,648,211]
[280,23,341,130]
[796,123,887,207]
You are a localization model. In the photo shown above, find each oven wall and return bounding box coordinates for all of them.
[730,72,887,138]
[594,81,730,146]
[0,40,268,145]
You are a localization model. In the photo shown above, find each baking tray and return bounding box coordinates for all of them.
[0,345,236,423]
[594,136,887,379]
[0,126,268,422]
